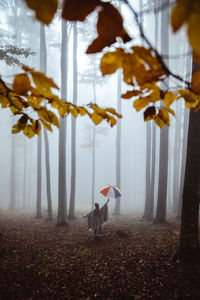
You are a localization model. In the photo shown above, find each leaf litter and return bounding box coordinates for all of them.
[0,212,200,299]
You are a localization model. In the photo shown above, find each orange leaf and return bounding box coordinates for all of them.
[62,0,101,21]
[13,74,31,95]
[121,90,141,99]
[191,69,200,94]
[24,0,58,25]
[144,106,156,121]
[86,3,131,54]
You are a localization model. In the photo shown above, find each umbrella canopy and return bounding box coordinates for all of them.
[100,185,122,199]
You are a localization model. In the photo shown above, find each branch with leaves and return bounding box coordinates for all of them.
[0,65,122,138]
[1,0,200,137]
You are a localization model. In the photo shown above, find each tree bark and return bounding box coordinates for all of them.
[10,135,16,210]
[40,24,53,220]
[69,22,77,219]
[57,20,68,225]
[175,108,200,260]
[142,122,152,220]
[113,69,122,215]
[155,0,169,223]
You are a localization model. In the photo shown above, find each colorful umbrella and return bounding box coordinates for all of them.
[100,185,122,199]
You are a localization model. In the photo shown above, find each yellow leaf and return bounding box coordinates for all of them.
[105,107,122,118]
[0,95,9,108]
[100,49,124,76]
[24,0,58,25]
[170,0,190,32]
[41,120,52,132]
[187,11,200,56]
[10,94,24,110]
[12,124,22,134]
[178,89,198,107]
[108,116,117,127]
[13,74,31,94]
[10,106,20,114]
[133,97,149,111]
[32,120,41,135]
[163,91,177,107]
[154,109,170,128]
[191,70,200,94]
[70,107,79,118]
[91,113,103,125]
[47,111,59,128]
[0,81,7,94]
[31,71,58,98]
[38,107,50,122]
[132,46,162,71]
[23,125,35,138]
[144,106,156,121]
[148,87,160,102]
[163,106,175,116]
[78,107,87,116]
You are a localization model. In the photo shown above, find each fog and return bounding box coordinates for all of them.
[0,0,191,217]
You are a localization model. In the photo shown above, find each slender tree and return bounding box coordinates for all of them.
[155,0,169,223]
[69,22,77,219]
[40,24,53,220]
[113,69,122,215]
[57,20,69,225]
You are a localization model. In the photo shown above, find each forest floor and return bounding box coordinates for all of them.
[0,211,200,300]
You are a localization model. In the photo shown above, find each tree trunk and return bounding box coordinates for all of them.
[36,132,42,218]
[40,24,53,220]
[91,70,97,210]
[177,106,189,218]
[23,137,27,210]
[172,102,182,213]
[113,69,122,215]
[155,0,169,223]
[10,135,16,210]
[69,22,77,219]
[175,62,200,260]
[142,122,152,220]
[57,20,68,225]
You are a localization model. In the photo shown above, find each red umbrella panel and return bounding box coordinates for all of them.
[100,185,122,199]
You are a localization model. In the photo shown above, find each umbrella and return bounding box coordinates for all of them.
[100,185,122,199]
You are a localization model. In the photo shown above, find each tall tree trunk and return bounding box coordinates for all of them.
[40,24,53,220]
[175,62,200,260]
[10,135,16,210]
[177,106,189,218]
[113,69,122,215]
[172,102,182,213]
[177,51,191,218]
[23,137,27,210]
[36,132,42,218]
[69,22,77,219]
[57,20,68,224]
[155,0,169,223]
[143,122,152,220]
[147,0,159,220]
[91,70,97,210]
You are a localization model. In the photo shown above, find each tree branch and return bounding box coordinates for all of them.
[121,0,191,89]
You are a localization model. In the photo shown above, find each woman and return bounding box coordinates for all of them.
[83,199,109,238]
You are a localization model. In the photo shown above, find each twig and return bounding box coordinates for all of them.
[120,0,191,89]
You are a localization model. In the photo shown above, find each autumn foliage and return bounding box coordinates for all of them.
[1,0,200,137]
